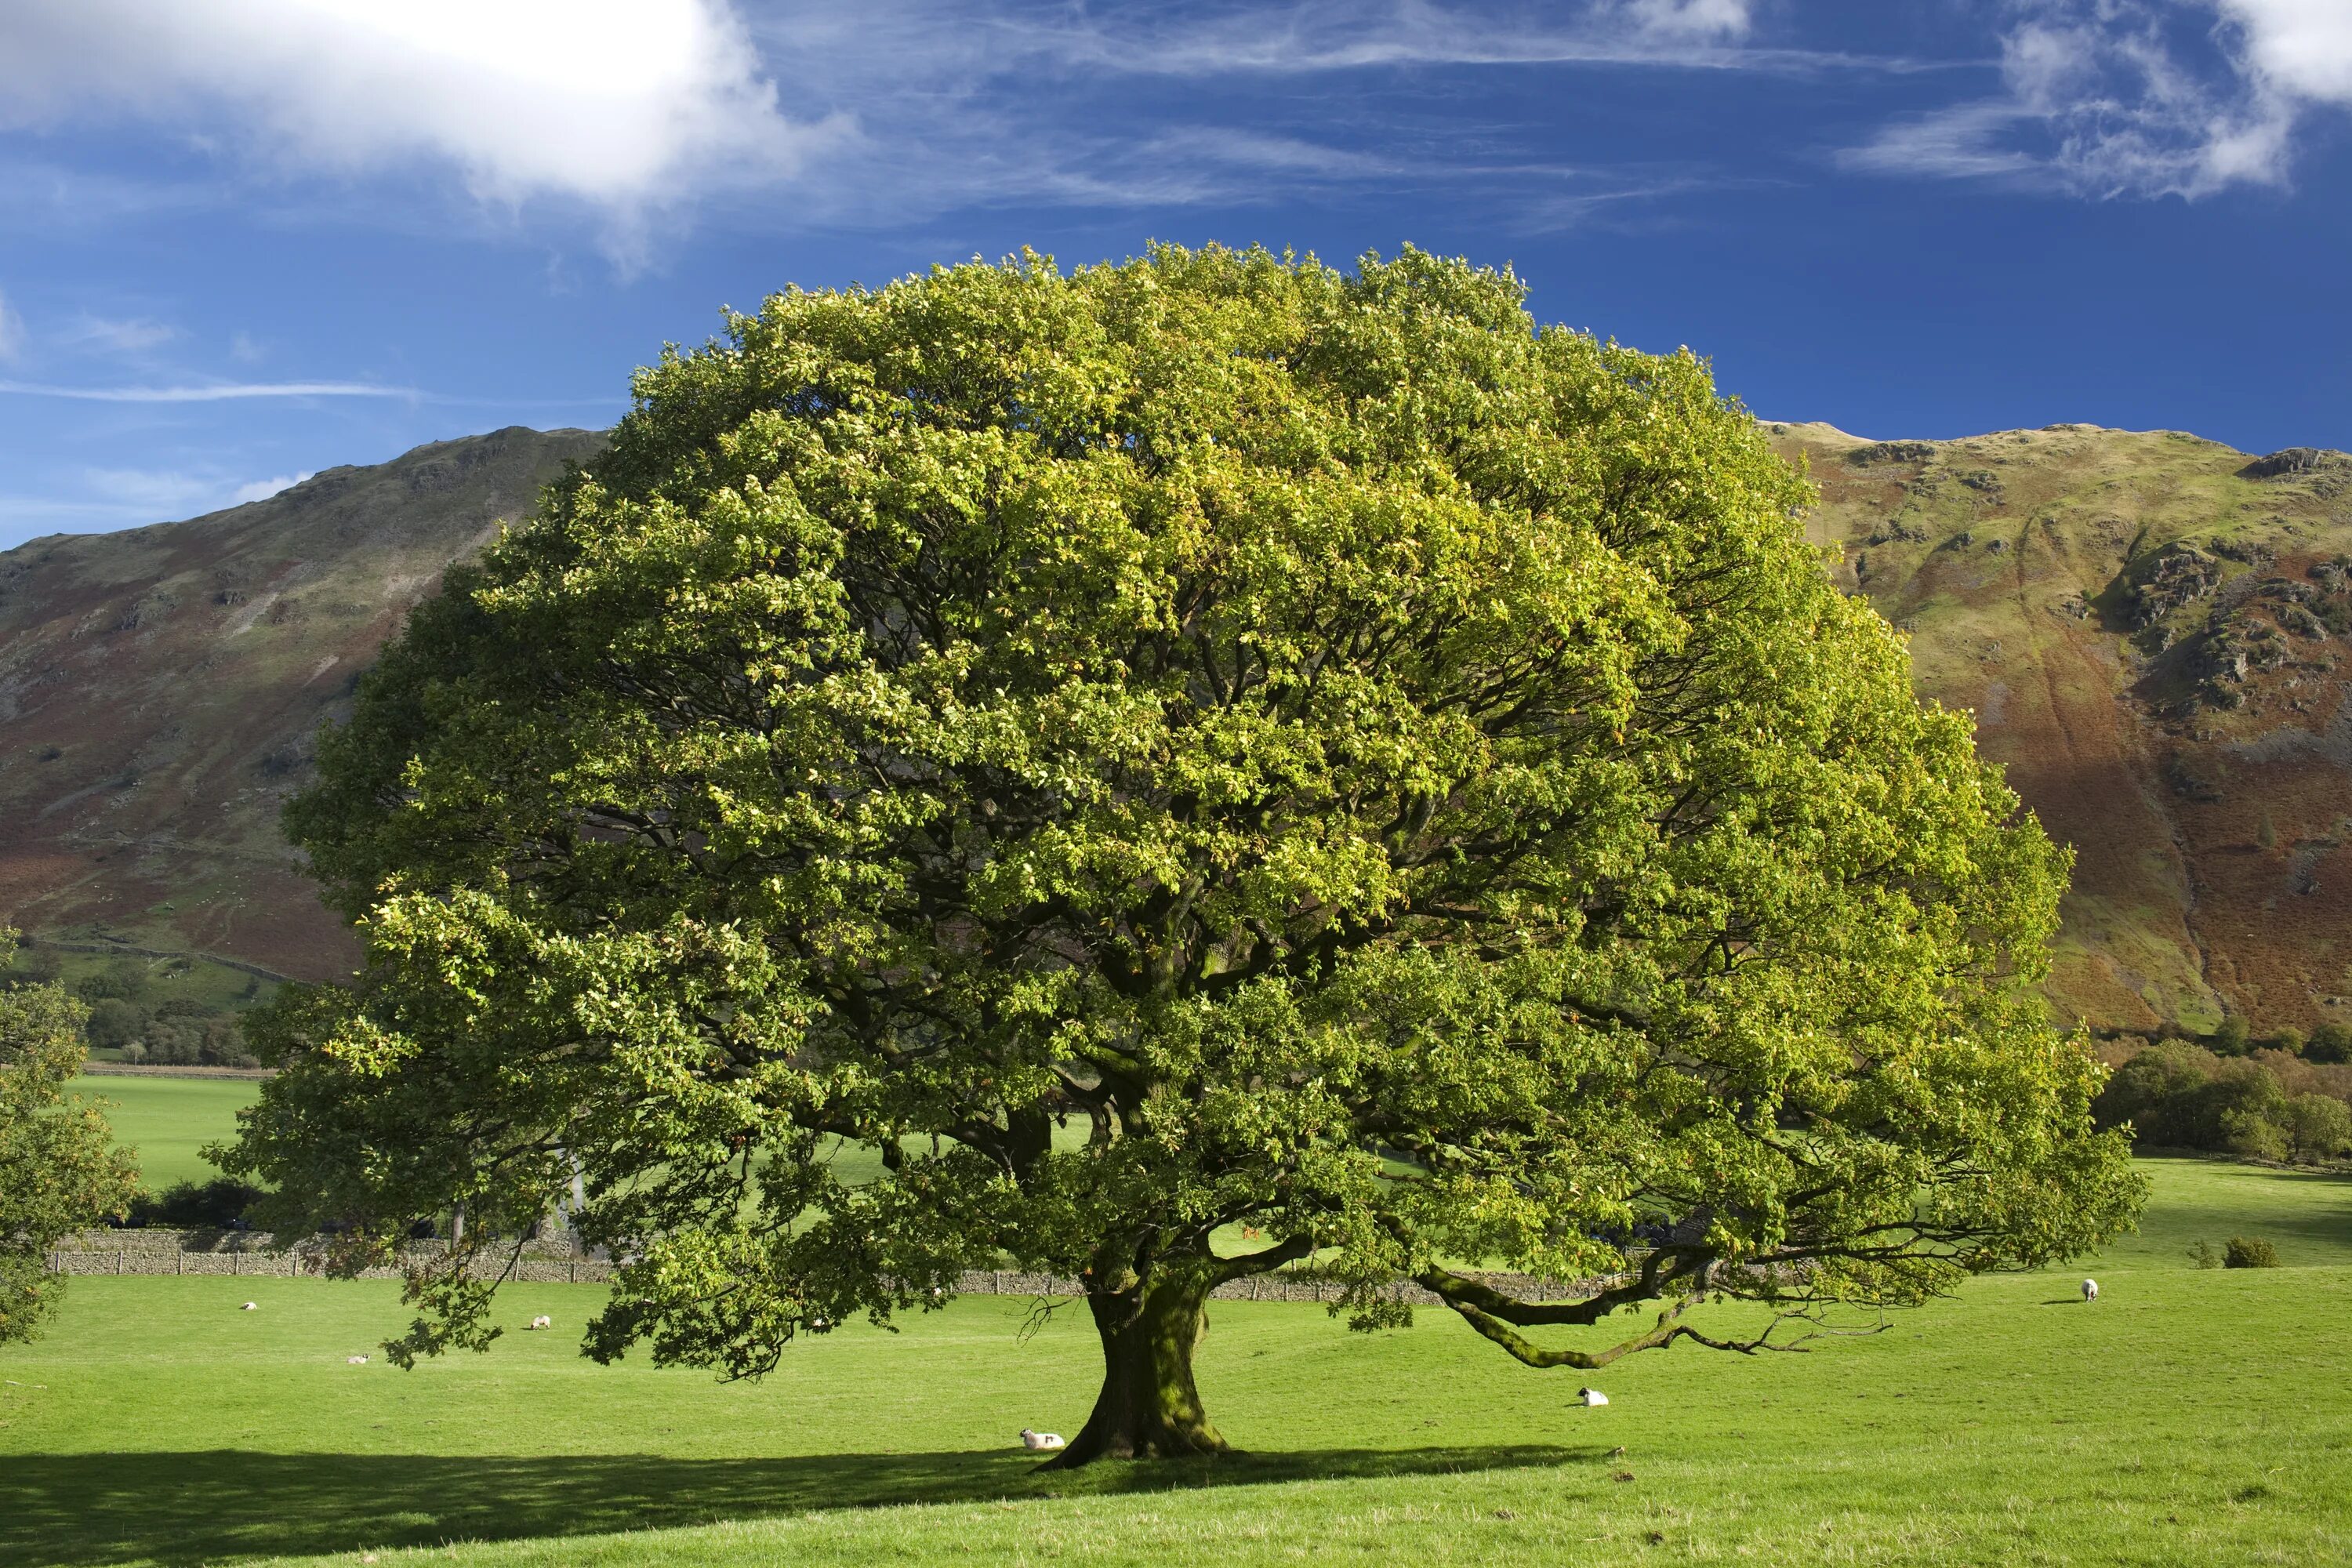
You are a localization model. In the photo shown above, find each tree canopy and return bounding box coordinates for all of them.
[2,955,140,1348]
[230,245,2140,1464]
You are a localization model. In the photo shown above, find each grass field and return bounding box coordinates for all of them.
[71,1073,261,1191]
[3,1159,2347,1566]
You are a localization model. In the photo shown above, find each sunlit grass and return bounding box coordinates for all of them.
[4,1159,2347,1566]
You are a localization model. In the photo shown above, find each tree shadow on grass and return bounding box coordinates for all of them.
[2,1443,1592,1566]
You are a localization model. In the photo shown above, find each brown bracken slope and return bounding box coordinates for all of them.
[0,426,604,980]
[4,419,2347,1034]
[1770,421,2352,1035]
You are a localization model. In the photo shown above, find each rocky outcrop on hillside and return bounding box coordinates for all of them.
[1773,420,2352,1036]
[0,426,605,978]
[5,416,2348,1038]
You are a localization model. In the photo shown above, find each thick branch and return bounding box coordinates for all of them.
[1207,1234,1316,1285]
[1441,1297,1796,1370]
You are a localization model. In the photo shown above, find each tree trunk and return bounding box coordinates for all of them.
[1043,1268,1225,1467]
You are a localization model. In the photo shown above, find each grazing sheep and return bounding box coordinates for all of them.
[2082,1279,2099,1302]
[1020,1428,1067,1450]
[346,1356,369,1366]
[240,1302,257,1312]
[1578,1387,1609,1406]
[527,1315,554,1330]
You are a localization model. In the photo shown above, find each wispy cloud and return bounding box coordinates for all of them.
[757,0,1911,100]
[0,288,20,361]
[0,379,415,402]
[80,466,223,513]
[0,1,1942,255]
[718,0,1915,232]
[58,314,180,354]
[2,464,327,537]
[1844,1,2352,198]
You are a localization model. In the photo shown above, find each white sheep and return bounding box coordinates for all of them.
[240,1301,257,1312]
[346,1355,369,1366]
[2082,1279,2099,1302]
[1578,1387,1609,1406]
[527,1315,553,1330]
[1020,1428,1067,1450]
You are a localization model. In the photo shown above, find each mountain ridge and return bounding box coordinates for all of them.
[0,424,607,981]
[1769,417,2352,1035]
[5,417,2348,1036]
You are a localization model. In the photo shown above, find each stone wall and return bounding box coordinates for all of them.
[47,1230,1599,1305]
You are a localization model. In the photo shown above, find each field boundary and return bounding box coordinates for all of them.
[25,934,296,984]
[78,1063,274,1080]
[45,1229,1599,1305]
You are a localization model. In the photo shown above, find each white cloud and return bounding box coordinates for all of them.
[0,379,412,402]
[0,1,1906,242]
[230,471,315,506]
[0,1,832,228]
[1617,0,1754,43]
[1846,1,2352,198]
[60,315,180,354]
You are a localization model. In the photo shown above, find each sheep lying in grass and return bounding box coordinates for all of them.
[1578,1387,1610,1406]
[346,1356,369,1366]
[240,1302,257,1312]
[2082,1279,2099,1302]
[1020,1428,1066,1451]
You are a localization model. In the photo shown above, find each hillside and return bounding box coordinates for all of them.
[0,426,605,982]
[1770,421,2352,1036]
[2,418,2346,1036]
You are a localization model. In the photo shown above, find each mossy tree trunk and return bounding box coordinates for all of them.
[1044,1265,1225,1467]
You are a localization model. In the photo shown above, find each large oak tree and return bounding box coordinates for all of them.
[230,246,2139,1465]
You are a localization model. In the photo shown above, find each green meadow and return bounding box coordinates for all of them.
[4,1157,2347,1566]
[70,1073,260,1191]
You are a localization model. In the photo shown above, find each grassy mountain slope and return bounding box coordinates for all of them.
[1770,421,2352,1035]
[4,418,2344,1034]
[0,426,605,980]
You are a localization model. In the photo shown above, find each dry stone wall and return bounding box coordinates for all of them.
[49,1230,1600,1305]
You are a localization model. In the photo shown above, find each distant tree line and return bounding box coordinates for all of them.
[2095,1024,2352,1164]
[5,948,259,1069]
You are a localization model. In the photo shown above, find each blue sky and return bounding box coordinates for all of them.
[1,0,2348,547]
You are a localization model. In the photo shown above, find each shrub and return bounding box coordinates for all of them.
[134,1011,257,1068]
[2187,1240,2223,1269]
[2216,1099,2289,1162]
[2310,1022,2352,1065]
[2281,1093,2352,1161]
[82,997,150,1051]
[199,1016,256,1068]
[2223,1236,2280,1269]
[73,958,149,1005]
[122,1178,264,1229]
[2210,1015,2252,1056]
[2093,1041,2350,1163]
[2269,1026,2307,1057]
[2259,1049,2352,1105]
[2094,1040,2220,1135]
